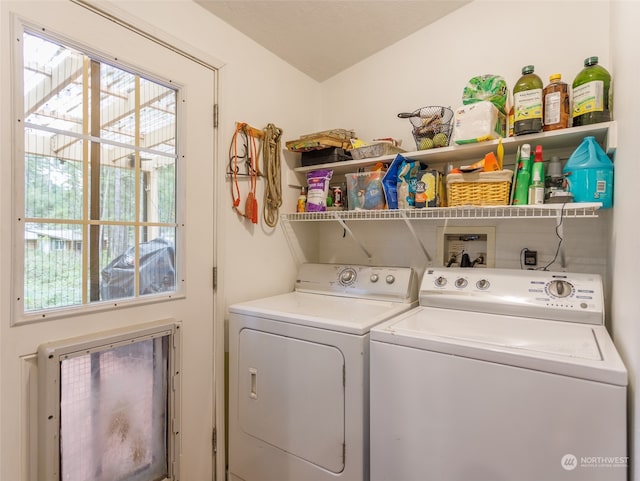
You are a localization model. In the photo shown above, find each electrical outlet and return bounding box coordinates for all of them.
[524,249,537,266]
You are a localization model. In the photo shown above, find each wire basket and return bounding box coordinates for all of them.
[398,106,454,150]
[413,123,453,150]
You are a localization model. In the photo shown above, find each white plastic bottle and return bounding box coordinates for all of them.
[528,169,545,205]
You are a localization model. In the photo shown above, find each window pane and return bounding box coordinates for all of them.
[139,77,176,156]
[99,150,137,223]
[60,337,169,481]
[20,31,179,313]
[25,152,83,220]
[100,234,175,301]
[23,34,85,129]
[99,65,136,146]
[24,222,83,310]
[145,155,176,224]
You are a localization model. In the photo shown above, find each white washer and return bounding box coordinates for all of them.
[370,268,627,481]
[228,263,418,481]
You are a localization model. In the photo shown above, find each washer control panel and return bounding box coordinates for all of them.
[295,263,418,303]
[421,268,604,325]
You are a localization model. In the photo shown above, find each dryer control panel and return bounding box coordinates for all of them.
[421,268,604,325]
[295,263,418,303]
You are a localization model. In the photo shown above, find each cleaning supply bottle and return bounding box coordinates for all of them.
[297,186,307,212]
[563,136,614,208]
[543,74,570,131]
[544,156,565,203]
[514,66,543,135]
[528,145,545,204]
[531,145,545,186]
[572,56,612,127]
[513,144,532,205]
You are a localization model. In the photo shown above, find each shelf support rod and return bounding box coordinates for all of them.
[333,213,373,259]
[400,211,432,262]
[556,209,566,269]
[279,216,306,267]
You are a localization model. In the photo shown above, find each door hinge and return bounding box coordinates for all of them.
[213,266,217,291]
[213,104,219,128]
[212,427,217,453]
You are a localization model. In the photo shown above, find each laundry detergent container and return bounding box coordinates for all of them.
[563,136,614,208]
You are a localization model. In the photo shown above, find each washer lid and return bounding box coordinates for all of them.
[371,307,627,385]
[229,292,418,335]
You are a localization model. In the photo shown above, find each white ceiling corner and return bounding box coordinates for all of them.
[193,1,470,81]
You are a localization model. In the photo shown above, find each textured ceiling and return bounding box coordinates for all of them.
[194,1,470,81]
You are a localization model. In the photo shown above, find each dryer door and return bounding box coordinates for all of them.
[238,328,345,472]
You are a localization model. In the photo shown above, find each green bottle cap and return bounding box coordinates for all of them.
[522,65,535,74]
[584,56,599,66]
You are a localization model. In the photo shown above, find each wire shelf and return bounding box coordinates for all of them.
[282,203,602,222]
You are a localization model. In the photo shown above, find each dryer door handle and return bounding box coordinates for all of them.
[249,368,258,399]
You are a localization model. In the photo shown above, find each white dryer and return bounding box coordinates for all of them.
[228,263,418,481]
[370,268,627,481]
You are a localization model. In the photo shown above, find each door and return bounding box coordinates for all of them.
[0,2,216,480]
[237,329,345,473]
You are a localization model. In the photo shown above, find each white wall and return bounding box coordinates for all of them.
[610,1,640,479]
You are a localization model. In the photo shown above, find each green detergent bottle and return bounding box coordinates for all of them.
[563,136,613,208]
[514,66,543,135]
[572,56,612,126]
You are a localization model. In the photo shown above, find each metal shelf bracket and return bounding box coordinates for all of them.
[333,213,373,259]
[400,211,432,261]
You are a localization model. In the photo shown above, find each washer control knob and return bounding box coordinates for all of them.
[547,280,573,298]
[370,274,379,283]
[434,276,447,287]
[386,275,395,284]
[455,278,468,288]
[476,279,490,290]
[339,268,357,286]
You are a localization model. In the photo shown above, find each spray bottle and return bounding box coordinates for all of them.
[513,144,532,205]
[528,145,545,204]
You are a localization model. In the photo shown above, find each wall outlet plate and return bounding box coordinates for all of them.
[524,249,538,266]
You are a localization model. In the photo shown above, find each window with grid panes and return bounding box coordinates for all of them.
[19,30,179,316]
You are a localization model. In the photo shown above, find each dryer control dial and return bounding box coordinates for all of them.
[338,267,357,286]
[386,275,395,284]
[370,273,379,283]
[434,276,447,287]
[455,278,468,288]
[547,280,574,298]
[476,279,490,290]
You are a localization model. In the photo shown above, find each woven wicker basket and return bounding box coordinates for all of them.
[447,170,513,207]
